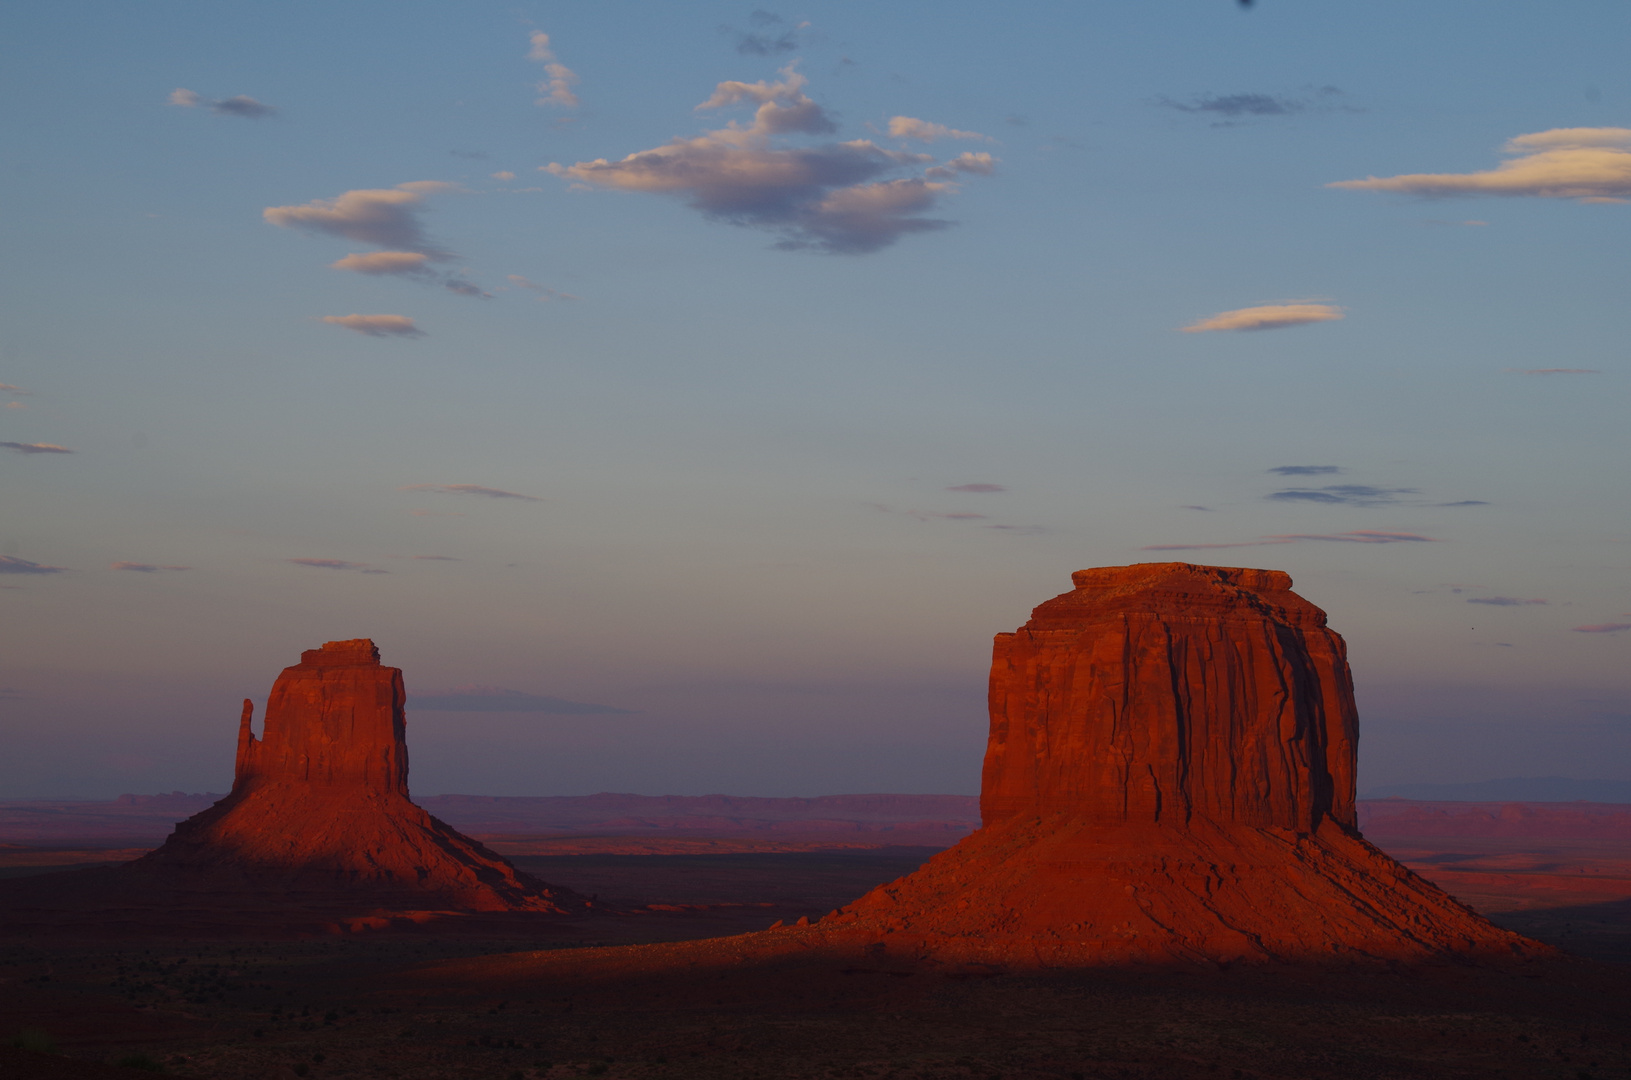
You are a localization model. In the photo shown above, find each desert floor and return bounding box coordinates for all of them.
[4,840,1631,1080]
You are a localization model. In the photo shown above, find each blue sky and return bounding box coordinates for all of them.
[2,0,1628,798]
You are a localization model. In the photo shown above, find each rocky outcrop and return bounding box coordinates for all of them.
[129,639,582,915]
[823,564,1545,965]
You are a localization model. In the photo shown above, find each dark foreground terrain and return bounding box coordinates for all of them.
[4,847,1631,1080]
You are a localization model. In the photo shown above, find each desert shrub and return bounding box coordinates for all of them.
[115,1054,165,1072]
[10,1028,57,1054]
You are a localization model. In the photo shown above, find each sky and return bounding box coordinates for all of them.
[1,0,1628,799]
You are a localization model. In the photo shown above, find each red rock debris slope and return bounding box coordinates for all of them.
[118,640,583,921]
[811,564,1546,965]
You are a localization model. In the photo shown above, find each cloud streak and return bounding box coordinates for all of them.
[545,66,993,254]
[1331,128,1631,202]
[321,314,424,338]
[400,483,541,501]
[287,558,385,573]
[1182,302,1343,333]
[887,117,990,142]
[947,483,1006,493]
[112,562,191,572]
[1,441,73,455]
[1270,465,1340,476]
[1467,597,1546,606]
[169,88,277,118]
[1143,530,1440,551]
[1573,623,1631,634]
[507,275,579,301]
[0,555,68,574]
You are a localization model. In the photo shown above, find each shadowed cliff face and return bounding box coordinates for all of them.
[981,563,1357,831]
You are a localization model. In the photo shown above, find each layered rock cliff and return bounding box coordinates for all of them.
[825,564,1545,965]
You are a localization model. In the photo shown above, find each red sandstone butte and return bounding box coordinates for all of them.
[131,639,579,914]
[820,564,1546,965]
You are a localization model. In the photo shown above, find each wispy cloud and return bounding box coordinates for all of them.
[1156,86,1351,124]
[387,554,461,561]
[1266,483,1486,508]
[1467,597,1546,607]
[1515,368,1601,375]
[321,314,424,338]
[112,562,191,572]
[0,555,68,574]
[1269,465,1340,476]
[265,183,457,256]
[1,441,73,455]
[887,117,990,142]
[1573,623,1631,634]
[506,275,579,302]
[1143,530,1440,551]
[169,88,277,118]
[411,685,632,714]
[545,66,993,254]
[721,11,809,56]
[400,483,541,501]
[1331,127,1631,202]
[947,483,1006,493]
[0,383,29,395]
[1268,484,1416,506]
[1182,302,1343,333]
[329,251,486,297]
[527,32,580,108]
[287,558,385,573]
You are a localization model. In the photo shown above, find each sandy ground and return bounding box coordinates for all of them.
[3,840,1631,1080]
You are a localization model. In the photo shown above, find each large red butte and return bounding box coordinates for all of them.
[829,563,1543,964]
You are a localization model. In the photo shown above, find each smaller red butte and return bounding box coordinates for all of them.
[825,564,1545,965]
[133,640,578,914]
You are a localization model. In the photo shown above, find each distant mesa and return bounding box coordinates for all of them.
[807,563,1547,964]
[412,685,632,714]
[0,639,590,934]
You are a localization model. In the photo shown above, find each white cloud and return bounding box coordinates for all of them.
[887,117,989,142]
[321,314,424,338]
[491,171,516,181]
[1330,127,1631,202]
[1181,302,1344,333]
[168,88,203,108]
[545,66,992,254]
[1,441,73,454]
[528,31,580,108]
